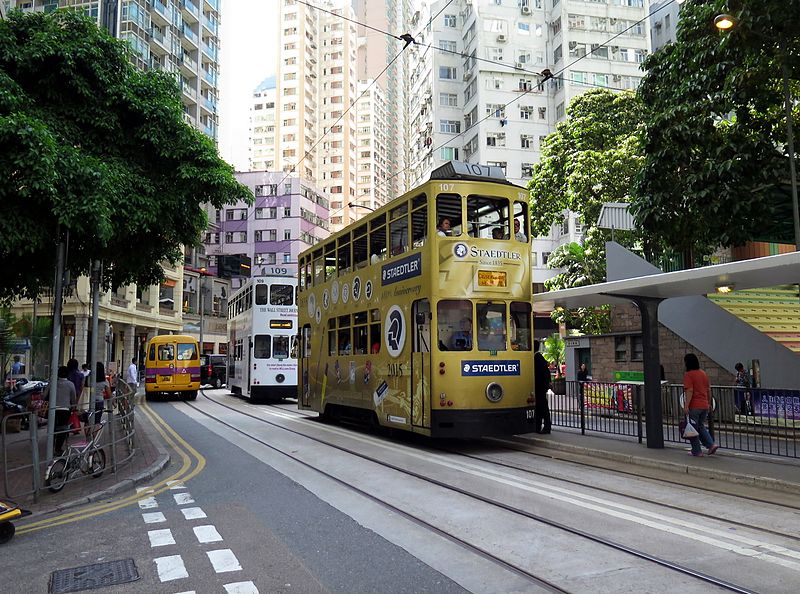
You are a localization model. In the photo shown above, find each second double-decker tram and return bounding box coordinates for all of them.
[228,275,298,401]
[297,162,535,437]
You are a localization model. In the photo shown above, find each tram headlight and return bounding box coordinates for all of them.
[485,382,503,403]
[276,374,285,383]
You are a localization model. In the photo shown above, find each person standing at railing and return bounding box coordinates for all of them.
[126,357,139,394]
[91,362,111,425]
[577,363,589,405]
[733,362,754,416]
[683,353,719,457]
[44,366,77,456]
[533,340,552,435]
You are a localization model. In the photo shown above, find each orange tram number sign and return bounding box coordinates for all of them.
[477,270,507,287]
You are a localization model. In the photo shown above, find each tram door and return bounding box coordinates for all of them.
[411,299,432,430]
[299,325,312,408]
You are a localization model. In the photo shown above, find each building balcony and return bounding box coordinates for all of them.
[181,0,200,24]
[151,0,170,26]
[181,25,199,49]
[204,0,219,11]
[200,68,217,88]
[182,81,197,99]
[148,27,169,55]
[202,14,219,36]
[201,42,218,62]
[180,54,198,77]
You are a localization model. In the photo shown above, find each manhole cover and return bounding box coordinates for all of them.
[50,559,139,593]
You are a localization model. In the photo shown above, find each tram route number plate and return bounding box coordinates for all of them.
[477,270,507,287]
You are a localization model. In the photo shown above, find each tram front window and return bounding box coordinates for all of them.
[254,335,271,359]
[273,336,290,360]
[477,302,507,351]
[437,300,472,351]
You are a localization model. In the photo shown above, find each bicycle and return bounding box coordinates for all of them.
[45,417,107,493]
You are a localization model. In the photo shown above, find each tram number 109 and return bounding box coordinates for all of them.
[266,267,290,276]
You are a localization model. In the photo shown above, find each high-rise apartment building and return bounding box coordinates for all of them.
[352,81,391,211]
[650,0,681,52]
[249,76,277,171]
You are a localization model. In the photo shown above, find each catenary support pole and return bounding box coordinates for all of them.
[628,296,665,449]
[89,260,101,428]
[45,238,65,462]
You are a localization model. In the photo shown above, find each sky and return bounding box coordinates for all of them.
[218,0,279,172]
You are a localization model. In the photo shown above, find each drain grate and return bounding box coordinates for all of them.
[50,559,140,593]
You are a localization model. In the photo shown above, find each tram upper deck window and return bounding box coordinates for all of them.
[369,213,387,263]
[477,302,507,351]
[436,194,462,237]
[299,258,307,291]
[437,300,473,351]
[411,194,427,248]
[467,195,509,239]
[390,202,408,256]
[255,284,268,305]
[337,233,352,275]
[353,223,368,269]
[324,243,336,281]
[312,248,323,286]
[270,284,293,306]
[512,201,529,243]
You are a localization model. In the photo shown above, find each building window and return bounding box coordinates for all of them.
[440,119,460,133]
[439,40,456,54]
[542,251,551,265]
[439,66,457,80]
[444,14,456,27]
[631,335,643,361]
[615,336,627,362]
[439,92,458,107]
[284,229,291,240]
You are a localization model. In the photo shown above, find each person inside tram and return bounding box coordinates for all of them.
[451,318,473,350]
[437,216,453,237]
[513,218,527,242]
[491,227,503,240]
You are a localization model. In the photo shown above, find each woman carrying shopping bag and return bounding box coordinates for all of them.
[683,353,719,457]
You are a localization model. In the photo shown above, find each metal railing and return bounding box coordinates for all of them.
[551,381,799,458]
[1,383,138,501]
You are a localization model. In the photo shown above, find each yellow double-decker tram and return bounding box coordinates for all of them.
[297,162,535,437]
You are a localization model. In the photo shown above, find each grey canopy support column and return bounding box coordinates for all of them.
[627,295,665,449]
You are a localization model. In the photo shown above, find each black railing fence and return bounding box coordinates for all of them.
[550,381,799,458]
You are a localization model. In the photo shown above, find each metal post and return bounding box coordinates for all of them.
[781,54,800,252]
[89,260,101,429]
[198,275,204,355]
[29,411,40,502]
[45,239,65,462]
[633,297,665,448]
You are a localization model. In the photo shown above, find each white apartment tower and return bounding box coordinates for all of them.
[9,0,222,142]
[352,81,391,211]
[249,76,277,171]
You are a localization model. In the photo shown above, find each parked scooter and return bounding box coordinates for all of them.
[3,380,47,430]
[0,500,31,544]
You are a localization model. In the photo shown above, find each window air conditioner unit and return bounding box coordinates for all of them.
[497,34,507,42]
[463,71,472,81]
[521,6,531,15]
[516,62,524,69]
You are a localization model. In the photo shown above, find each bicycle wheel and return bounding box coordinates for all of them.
[89,448,106,478]
[46,458,69,493]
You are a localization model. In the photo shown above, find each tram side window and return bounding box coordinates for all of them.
[353,311,368,354]
[353,223,368,269]
[270,284,293,306]
[437,300,472,351]
[299,258,306,291]
[411,195,427,248]
[338,314,351,356]
[512,201,529,243]
[313,248,323,285]
[328,319,336,356]
[369,214,387,264]
[370,309,381,353]
[254,335,271,359]
[390,202,408,256]
[337,233,352,275]
[255,284,268,305]
[436,194,462,237]
[324,243,336,281]
[304,258,313,289]
[467,195,509,239]
[510,302,532,351]
[477,302,507,351]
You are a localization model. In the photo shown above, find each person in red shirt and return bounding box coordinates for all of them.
[683,353,719,457]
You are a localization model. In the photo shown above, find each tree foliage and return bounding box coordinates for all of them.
[0,11,252,303]
[528,88,644,238]
[544,231,611,335]
[632,0,800,255]
[542,333,565,377]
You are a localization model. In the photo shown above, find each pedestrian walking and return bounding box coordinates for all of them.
[126,357,139,392]
[66,358,84,400]
[91,362,111,425]
[44,366,77,455]
[533,340,552,434]
[683,353,719,457]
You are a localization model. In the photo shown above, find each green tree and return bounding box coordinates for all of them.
[632,0,800,260]
[528,88,644,238]
[544,232,611,334]
[542,333,565,378]
[0,11,252,303]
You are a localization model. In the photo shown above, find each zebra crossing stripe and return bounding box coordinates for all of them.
[173,492,195,505]
[180,507,207,520]
[154,555,188,582]
[224,581,260,594]
[193,525,223,543]
[206,549,242,573]
[148,528,176,547]
[142,512,166,524]
[137,496,158,509]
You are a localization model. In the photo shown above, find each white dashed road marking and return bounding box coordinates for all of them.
[137,496,158,509]
[173,492,195,505]
[148,528,176,547]
[224,581,260,594]
[180,507,207,520]
[193,525,223,544]
[207,549,242,573]
[142,512,166,524]
[168,480,186,490]
[154,555,188,582]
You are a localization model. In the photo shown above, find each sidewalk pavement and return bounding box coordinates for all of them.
[2,395,170,517]
[514,428,800,494]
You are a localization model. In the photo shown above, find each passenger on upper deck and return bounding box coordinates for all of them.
[437,216,453,237]
[514,218,527,242]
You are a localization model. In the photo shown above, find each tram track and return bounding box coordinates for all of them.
[191,390,761,593]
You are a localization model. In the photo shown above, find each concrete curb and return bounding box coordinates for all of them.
[516,436,800,494]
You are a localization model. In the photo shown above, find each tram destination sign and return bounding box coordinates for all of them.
[381,253,422,286]
[477,270,507,287]
[461,361,521,376]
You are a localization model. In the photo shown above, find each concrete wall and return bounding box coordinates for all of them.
[605,242,800,389]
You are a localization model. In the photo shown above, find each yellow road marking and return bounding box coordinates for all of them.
[17,400,206,534]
